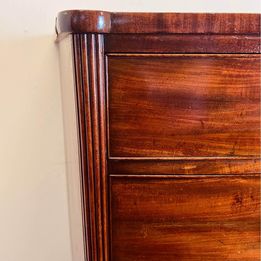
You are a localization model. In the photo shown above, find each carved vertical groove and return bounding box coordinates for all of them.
[73,33,108,261]
[95,34,109,261]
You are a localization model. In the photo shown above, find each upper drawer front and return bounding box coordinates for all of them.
[107,54,260,158]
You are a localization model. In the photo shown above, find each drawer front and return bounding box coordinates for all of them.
[107,54,260,157]
[110,176,260,261]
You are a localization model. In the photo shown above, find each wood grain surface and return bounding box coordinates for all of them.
[58,11,261,261]
[73,34,109,261]
[105,34,261,54]
[110,176,260,261]
[108,54,260,158]
[109,158,260,175]
[56,11,261,35]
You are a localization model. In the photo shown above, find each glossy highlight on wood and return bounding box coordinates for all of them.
[57,10,261,261]
[108,54,260,157]
[110,176,260,261]
[72,34,109,261]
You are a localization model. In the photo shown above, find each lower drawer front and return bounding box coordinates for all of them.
[110,176,260,261]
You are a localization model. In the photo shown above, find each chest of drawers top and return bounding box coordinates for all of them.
[56,10,260,34]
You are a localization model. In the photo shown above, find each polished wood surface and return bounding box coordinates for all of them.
[109,158,260,175]
[56,11,261,35]
[57,11,260,261]
[108,54,260,157]
[73,34,109,261]
[111,176,260,261]
[105,34,261,54]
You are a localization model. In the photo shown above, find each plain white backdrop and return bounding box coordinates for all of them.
[0,1,260,261]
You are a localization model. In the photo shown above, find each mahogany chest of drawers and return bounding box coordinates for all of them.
[56,11,260,261]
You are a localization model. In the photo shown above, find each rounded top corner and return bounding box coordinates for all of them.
[56,10,112,35]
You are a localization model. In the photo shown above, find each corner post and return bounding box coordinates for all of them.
[73,33,108,261]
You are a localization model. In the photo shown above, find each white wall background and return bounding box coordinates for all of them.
[0,1,260,261]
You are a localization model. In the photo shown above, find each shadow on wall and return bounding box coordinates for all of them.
[0,35,71,261]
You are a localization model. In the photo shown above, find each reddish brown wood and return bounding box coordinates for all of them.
[96,34,110,261]
[56,10,111,35]
[73,34,109,261]
[109,158,260,175]
[108,54,260,157]
[56,11,261,35]
[57,11,260,261]
[110,12,261,34]
[110,176,260,261]
[105,34,261,54]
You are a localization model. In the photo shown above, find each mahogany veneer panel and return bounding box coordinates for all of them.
[111,176,260,261]
[108,54,260,157]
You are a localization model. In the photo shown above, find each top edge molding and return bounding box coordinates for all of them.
[56,10,261,36]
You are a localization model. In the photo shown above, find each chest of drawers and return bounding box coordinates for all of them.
[56,11,260,261]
